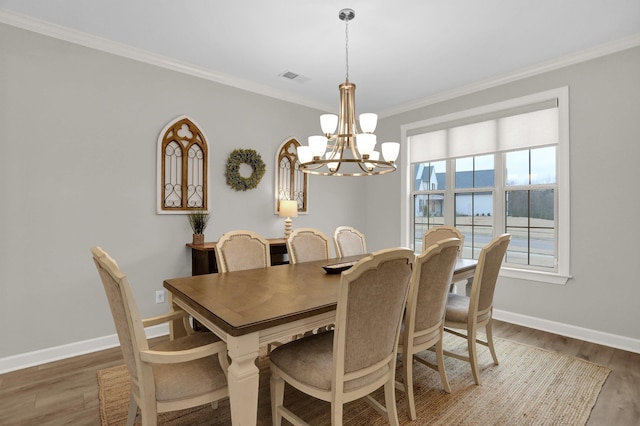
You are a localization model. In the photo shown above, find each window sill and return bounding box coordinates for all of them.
[500,267,571,285]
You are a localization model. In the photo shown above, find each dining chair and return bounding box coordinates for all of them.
[333,225,367,258]
[91,247,229,426]
[215,229,283,351]
[286,228,331,264]
[443,233,511,385]
[269,248,414,426]
[422,226,465,293]
[397,237,462,420]
[422,226,464,256]
[214,229,271,272]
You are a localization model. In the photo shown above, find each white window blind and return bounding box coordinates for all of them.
[409,100,558,163]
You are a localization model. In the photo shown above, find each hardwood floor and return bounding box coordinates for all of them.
[1,320,638,425]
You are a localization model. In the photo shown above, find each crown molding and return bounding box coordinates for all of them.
[0,9,332,112]
[1,10,638,123]
[380,33,640,118]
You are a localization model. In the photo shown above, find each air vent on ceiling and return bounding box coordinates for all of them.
[281,71,299,80]
[279,71,310,83]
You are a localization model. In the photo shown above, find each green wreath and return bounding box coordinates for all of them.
[225,149,266,191]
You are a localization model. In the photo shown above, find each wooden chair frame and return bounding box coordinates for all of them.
[91,247,229,426]
[422,226,464,257]
[443,234,511,385]
[397,238,462,420]
[286,228,331,264]
[270,248,414,426]
[333,226,367,258]
[214,230,271,273]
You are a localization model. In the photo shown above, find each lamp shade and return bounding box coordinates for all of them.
[326,152,341,171]
[320,114,338,134]
[308,135,328,158]
[356,134,376,157]
[365,151,380,171]
[279,200,298,218]
[359,113,378,133]
[382,142,400,162]
[296,146,313,164]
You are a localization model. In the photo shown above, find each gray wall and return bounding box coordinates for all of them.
[370,46,640,342]
[2,22,638,362]
[0,23,372,358]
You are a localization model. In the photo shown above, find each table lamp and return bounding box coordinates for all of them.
[279,200,298,238]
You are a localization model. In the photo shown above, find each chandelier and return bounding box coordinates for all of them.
[297,8,400,176]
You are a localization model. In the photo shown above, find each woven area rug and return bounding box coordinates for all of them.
[97,335,610,425]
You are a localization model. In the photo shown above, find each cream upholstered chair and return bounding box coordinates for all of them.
[422,226,464,256]
[287,228,333,335]
[422,226,465,293]
[214,229,271,272]
[215,230,280,350]
[397,237,462,420]
[91,247,228,426]
[287,228,331,264]
[269,248,414,426]
[333,226,367,258]
[444,233,511,385]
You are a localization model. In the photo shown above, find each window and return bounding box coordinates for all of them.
[455,155,494,259]
[413,160,446,250]
[402,88,570,284]
[157,116,209,213]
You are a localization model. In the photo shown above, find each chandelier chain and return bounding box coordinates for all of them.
[344,17,349,82]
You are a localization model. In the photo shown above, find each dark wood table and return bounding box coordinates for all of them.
[164,256,477,425]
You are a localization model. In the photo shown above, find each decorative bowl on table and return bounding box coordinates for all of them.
[322,261,357,274]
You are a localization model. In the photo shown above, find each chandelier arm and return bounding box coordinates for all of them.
[350,143,361,161]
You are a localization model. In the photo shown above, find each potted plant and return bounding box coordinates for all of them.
[187,209,209,245]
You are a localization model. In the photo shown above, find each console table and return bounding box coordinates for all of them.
[186,238,288,275]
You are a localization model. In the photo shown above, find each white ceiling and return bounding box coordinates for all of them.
[2,0,639,114]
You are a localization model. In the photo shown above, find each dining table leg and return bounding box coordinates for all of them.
[226,332,260,425]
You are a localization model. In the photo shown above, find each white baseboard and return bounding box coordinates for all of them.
[0,324,169,374]
[493,309,640,354]
[2,312,639,374]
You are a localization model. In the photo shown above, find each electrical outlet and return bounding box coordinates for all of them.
[155,290,165,304]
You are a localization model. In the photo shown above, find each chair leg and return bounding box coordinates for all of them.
[270,369,285,426]
[140,405,157,426]
[384,379,400,426]
[126,394,137,426]
[467,325,481,385]
[435,339,452,393]
[330,400,344,426]
[486,320,499,365]
[402,350,417,420]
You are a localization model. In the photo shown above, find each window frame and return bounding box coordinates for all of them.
[401,87,570,284]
